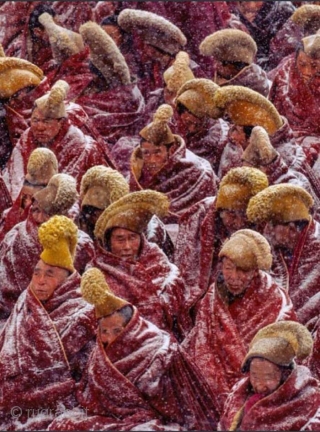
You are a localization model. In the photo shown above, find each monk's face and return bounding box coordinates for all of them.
[219,208,248,235]
[30,259,69,302]
[30,108,63,145]
[222,257,256,296]
[250,358,282,396]
[110,228,141,261]
[177,106,202,134]
[296,50,320,85]
[99,312,126,348]
[29,200,51,226]
[102,24,123,47]
[20,184,43,210]
[264,221,301,251]
[237,2,264,22]
[140,141,169,175]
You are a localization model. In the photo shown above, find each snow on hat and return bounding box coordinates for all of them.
[33,173,78,216]
[0,57,43,99]
[219,229,272,272]
[81,267,129,318]
[80,165,129,210]
[292,5,320,34]
[34,80,69,119]
[38,215,78,273]
[216,167,269,211]
[39,12,84,64]
[139,104,175,146]
[25,148,58,186]
[247,184,314,224]
[242,321,313,371]
[163,51,194,94]
[79,21,131,86]
[94,190,169,243]
[118,9,187,55]
[175,78,221,119]
[302,31,320,59]
[200,29,257,64]
[213,86,283,135]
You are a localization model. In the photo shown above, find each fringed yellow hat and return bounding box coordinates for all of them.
[163,51,194,94]
[35,80,69,119]
[0,57,43,99]
[242,321,313,371]
[94,190,170,243]
[302,31,320,60]
[38,215,78,273]
[200,29,257,64]
[118,9,187,55]
[81,267,128,319]
[25,148,58,186]
[79,21,131,87]
[219,229,272,272]
[33,173,78,216]
[175,78,221,119]
[242,126,278,167]
[39,12,84,64]
[292,5,320,34]
[216,167,269,211]
[140,104,175,145]
[213,86,283,135]
[247,184,314,224]
[80,165,129,210]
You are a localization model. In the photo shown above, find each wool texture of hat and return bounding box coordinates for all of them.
[216,167,269,211]
[81,267,128,318]
[163,51,194,94]
[242,321,313,371]
[33,173,78,216]
[219,228,272,272]
[175,78,221,119]
[79,21,131,86]
[38,215,78,273]
[25,148,58,186]
[242,126,278,167]
[302,31,320,60]
[214,86,283,135]
[140,104,175,145]
[39,12,84,64]
[247,184,314,225]
[0,57,43,99]
[35,80,69,119]
[80,165,129,210]
[94,190,169,242]
[118,9,186,55]
[200,29,257,64]
[292,5,320,33]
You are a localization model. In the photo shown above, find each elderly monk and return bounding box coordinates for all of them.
[4,79,107,200]
[0,216,96,430]
[220,321,320,431]
[247,184,320,332]
[130,104,218,221]
[199,29,269,96]
[48,268,219,431]
[90,190,190,340]
[182,229,295,416]
[0,174,94,322]
[175,167,269,311]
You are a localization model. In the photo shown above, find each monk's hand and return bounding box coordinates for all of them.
[242,126,278,167]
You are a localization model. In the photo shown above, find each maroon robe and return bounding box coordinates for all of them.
[182,271,296,414]
[219,366,320,431]
[0,272,96,430]
[0,214,95,321]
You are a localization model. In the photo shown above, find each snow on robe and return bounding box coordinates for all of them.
[90,236,190,340]
[182,270,296,415]
[0,272,96,430]
[219,366,320,431]
[0,214,95,321]
[3,118,108,200]
[130,135,218,220]
[269,218,320,332]
[48,306,219,431]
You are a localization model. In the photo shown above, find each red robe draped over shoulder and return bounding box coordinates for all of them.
[182,271,296,414]
[0,272,96,430]
[219,366,320,431]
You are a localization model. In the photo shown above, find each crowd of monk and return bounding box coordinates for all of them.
[0,1,320,430]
